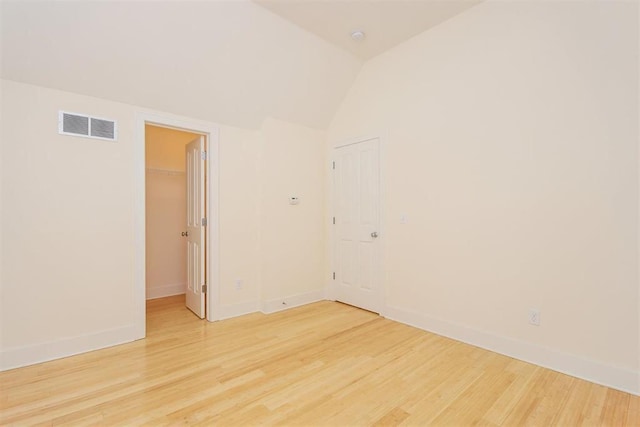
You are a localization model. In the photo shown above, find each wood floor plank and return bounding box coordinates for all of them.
[1,295,638,426]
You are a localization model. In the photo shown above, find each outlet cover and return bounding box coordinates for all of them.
[529,308,541,326]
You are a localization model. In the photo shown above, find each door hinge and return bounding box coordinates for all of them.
[202,217,207,226]
[332,217,335,225]
[202,284,207,293]
[333,272,335,280]
[201,151,207,160]
[332,161,335,170]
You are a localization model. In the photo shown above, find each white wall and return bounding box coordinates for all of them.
[328,1,639,393]
[259,118,327,313]
[145,126,200,300]
[1,81,139,367]
[214,118,328,317]
[0,63,4,353]
[0,79,325,369]
[217,125,263,318]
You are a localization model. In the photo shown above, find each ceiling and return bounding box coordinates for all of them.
[0,1,481,130]
[0,1,361,130]
[255,0,482,60]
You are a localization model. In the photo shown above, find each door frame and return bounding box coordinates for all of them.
[328,135,385,315]
[134,112,220,338]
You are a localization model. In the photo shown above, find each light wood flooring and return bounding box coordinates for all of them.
[1,295,638,426]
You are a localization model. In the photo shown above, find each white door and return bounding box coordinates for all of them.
[185,136,206,318]
[333,138,381,313]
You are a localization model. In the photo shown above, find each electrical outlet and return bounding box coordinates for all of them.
[234,279,243,290]
[529,308,540,326]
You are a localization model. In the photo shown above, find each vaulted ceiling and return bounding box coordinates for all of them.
[255,0,481,60]
[0,0,479,130]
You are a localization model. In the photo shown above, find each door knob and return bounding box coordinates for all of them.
[181,231,189,237]
[371,231,378,238]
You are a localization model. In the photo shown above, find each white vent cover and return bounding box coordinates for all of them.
[58,111,117,141]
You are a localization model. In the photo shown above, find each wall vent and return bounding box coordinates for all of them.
[58,111,117,141]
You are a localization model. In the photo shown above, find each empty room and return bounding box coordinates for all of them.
[1,0,639,425]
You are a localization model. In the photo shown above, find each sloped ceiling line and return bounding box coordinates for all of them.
[1,0,478,130]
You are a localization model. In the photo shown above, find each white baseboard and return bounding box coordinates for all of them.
[216,300,261,320]
[146,283,185,300]
[0,325,140,372]
[213,290,325,320]
[261,289,325,314]
[10,295,631,398]
[383,305,639,396]
[1,291,324,371]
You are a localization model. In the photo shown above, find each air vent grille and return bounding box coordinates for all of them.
[62,113,89,136]
[90,117,115,139]
[58,111,117,141]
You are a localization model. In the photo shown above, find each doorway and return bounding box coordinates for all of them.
[135,113,220,338]
[145,125,201,304]
[332,137,382,313]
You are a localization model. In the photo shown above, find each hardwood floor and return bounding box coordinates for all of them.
[1,295,638,426]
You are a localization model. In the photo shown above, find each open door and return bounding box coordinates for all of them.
[185,136,206,318]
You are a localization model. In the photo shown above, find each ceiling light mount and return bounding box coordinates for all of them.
[350,30,365,42]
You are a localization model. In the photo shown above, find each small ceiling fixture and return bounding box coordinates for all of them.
[350,30,365,41]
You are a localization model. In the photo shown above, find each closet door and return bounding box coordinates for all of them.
[185,136,206,318]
